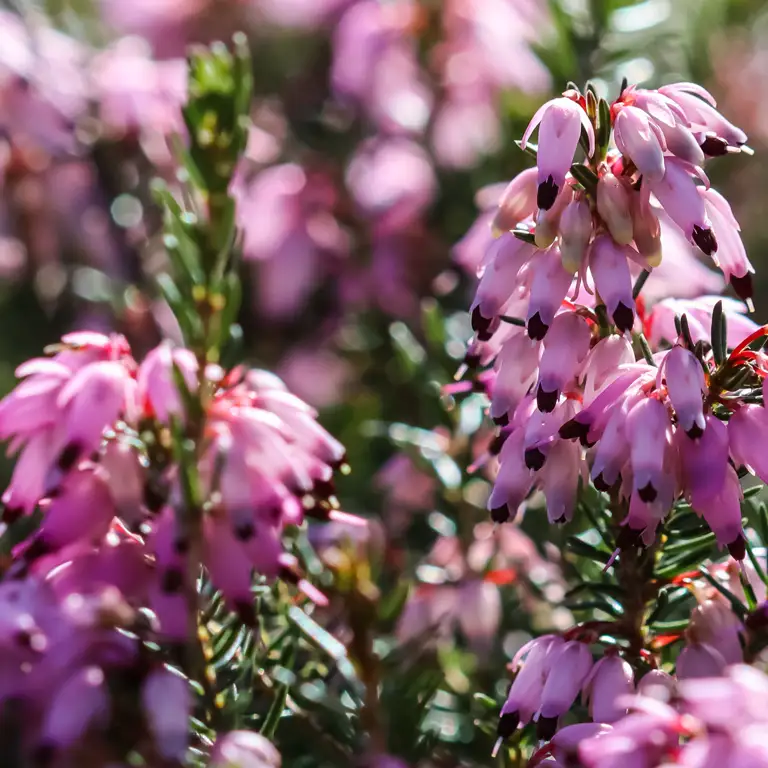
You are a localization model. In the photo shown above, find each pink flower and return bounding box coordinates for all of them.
[526,245,574,339]
[560,196,593,272]
[582,654,635,723]
[589,235,636,332]
[330,0,432,134]
[613,106,667,183]
[493,167,539,234]
[688,597,744,666]
[498,634,563,738]
[646,158,716,255]
[700,187,755,302]
[137,342,198,423]
[210,731,281,768]
[536,639,594,737]
[346,136,436,228]
[676,642,727,679]
[142,666,191,761]
[646,296,757,348]
[625,396,671,504]
[662,346,706,437]
[659,82,748,150]
[729,399,768,484]
[536,312,591,412]
[522,96,595,209]
[0,333,136,513]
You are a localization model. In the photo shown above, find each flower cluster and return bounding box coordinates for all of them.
[572,664,768,768]
[498,634,638,742]
[0,332,350,636]
[460,81,767,559]
[0,575,190,764]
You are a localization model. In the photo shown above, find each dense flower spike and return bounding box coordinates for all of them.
[522,96,595,209]
[0,334,350,636]
[459,79,763,563]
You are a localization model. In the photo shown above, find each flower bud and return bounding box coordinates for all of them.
[560,197,593,272]
[597,172,633,245]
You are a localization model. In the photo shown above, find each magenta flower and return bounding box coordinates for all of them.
[589,235,636,332]
[582,654,635,723]
[662,346,706,437]
[676,641,727,679]
[659,82,748,151]
[137,341,198,424]
[613,105,667,182]
[0,332,136,514]
[596,172,634,245]
[536,639,594,737]
[536,312,591,412]
[646,158,716,255]
[493,167,539,234]
[522,96,595,209]
[497,634,564,738]
[526,245,574,339]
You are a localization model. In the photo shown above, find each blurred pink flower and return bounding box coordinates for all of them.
[278,346,353,409]
[346,136,436,228]
[90,37,186,140]
[233,163,349,320]
[331,0,432,134]
[254,0,350,29]
[432,0,550,167]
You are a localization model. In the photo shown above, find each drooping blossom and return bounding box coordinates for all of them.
[0,576,191,765]
[0,333,351,637]
[577,665,768,768]
[457,80,762,559]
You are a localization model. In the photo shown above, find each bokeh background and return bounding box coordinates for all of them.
[0,0,767,763]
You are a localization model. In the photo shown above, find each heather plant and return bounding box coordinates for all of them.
[2,2,768,768]
[457,76,768,766]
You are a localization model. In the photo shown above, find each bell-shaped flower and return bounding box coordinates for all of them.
[560,196,593,272]
[210,731,281,768]
[137,342,198,424]
[659,83,747,149]
[540,438,582,524]
[631,192,662,266]
[536,640,594,738]
[596,172,634,245]
[688,598,744,666]
[647,158,717,255]
[589,235,636,332]
[38,666,109,755]
[580,335,636,404]
[694,464,745,558]
[590,406,629,491]
[498,635,564,738]
[471,235,534,338]
[625,396,671,503]
[535,184,573,248]
[678,414,729,511]
[662,346,707,437]
[582,655,635,723]
[676,641,727,680]
[487,429,534,523]
[492,168,538,233]
[537,312,592,412]
[700,187,754,302]
[522,97,595,209]
[729,400,768,484]
[142,666,191,761]
[614,106,666,182]
[490,331,540,424]
[526,245,574,340]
